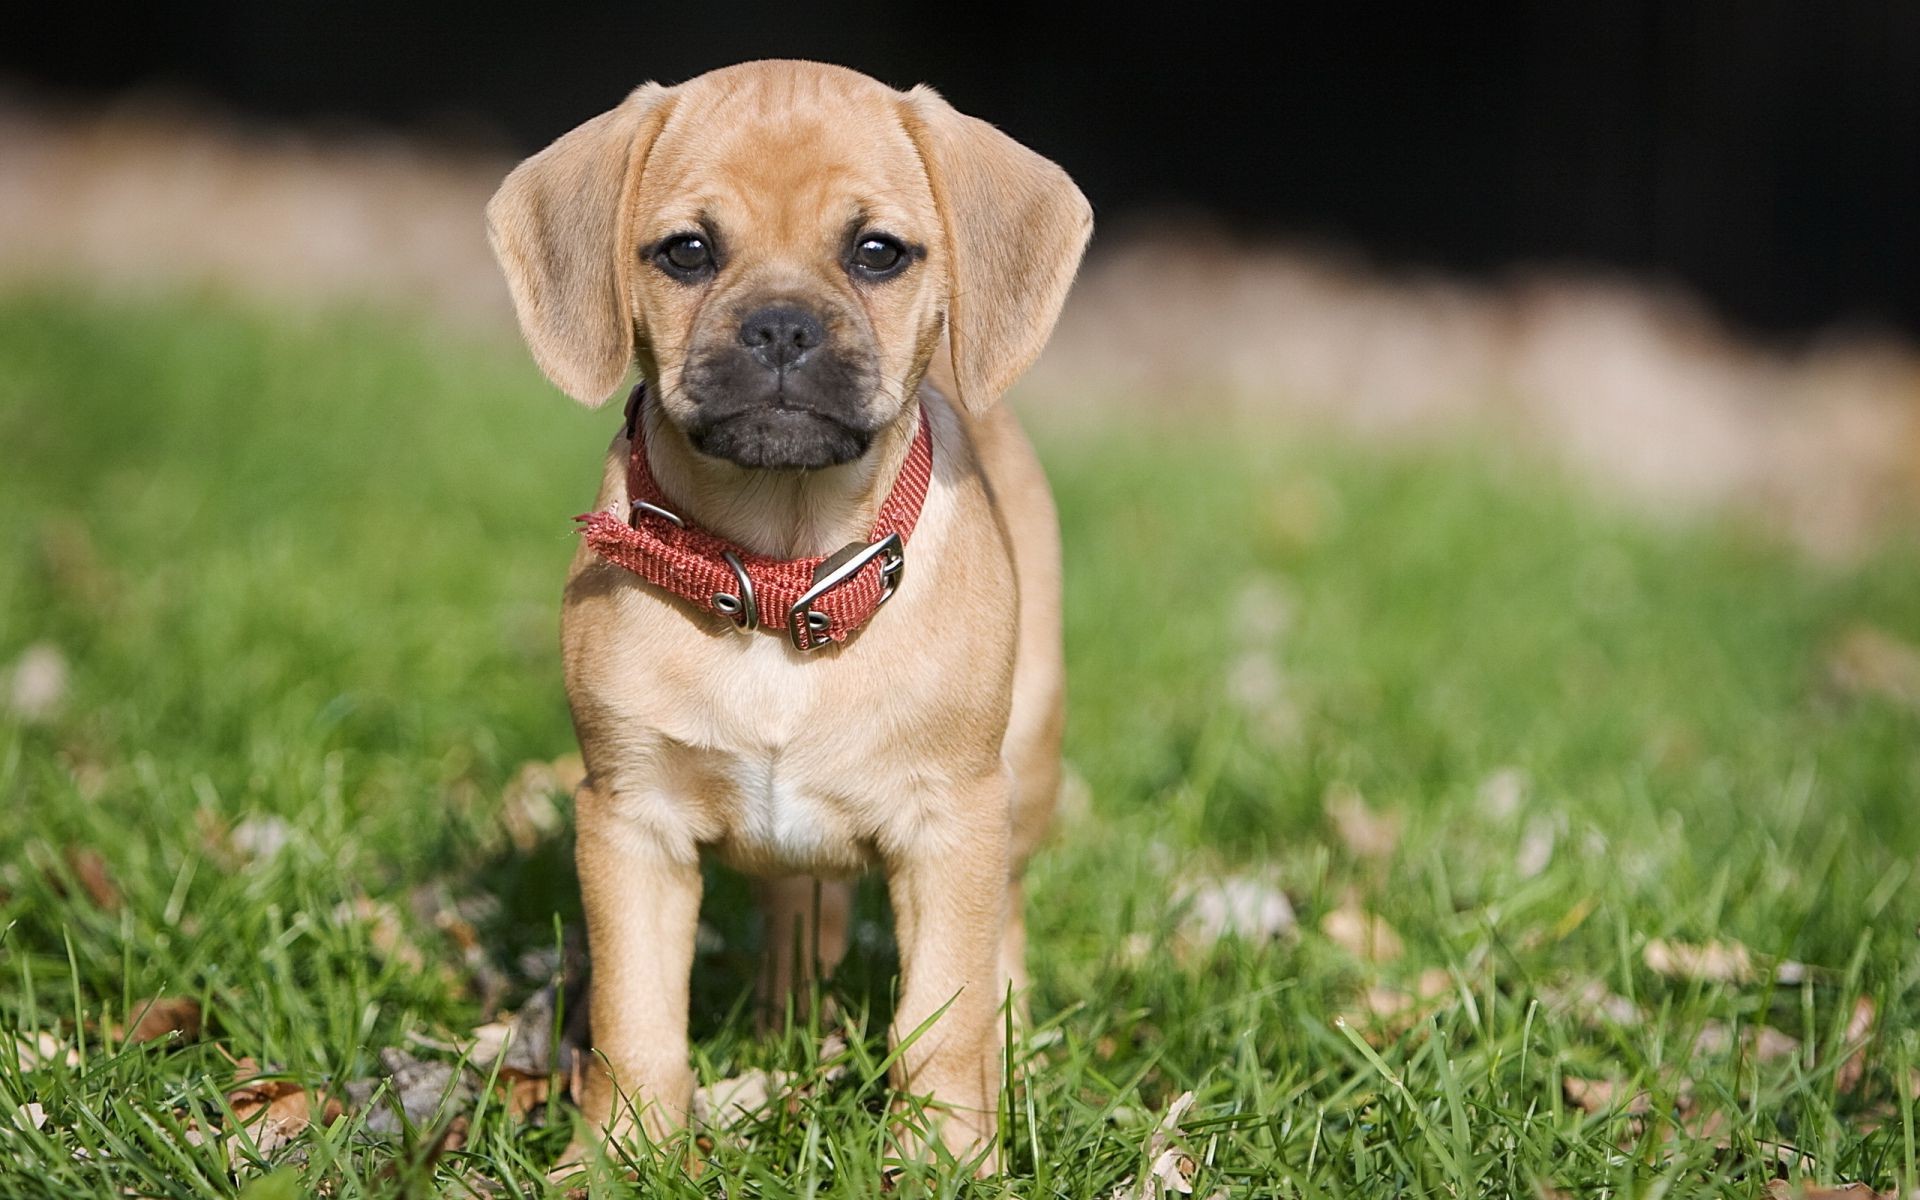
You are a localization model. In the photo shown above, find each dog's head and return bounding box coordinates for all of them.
[487,60,1092,470]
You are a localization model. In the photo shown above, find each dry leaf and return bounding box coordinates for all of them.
[234,1090,314,1156]
[1834,996,1876,1094]
[1766,1182,1895,1200]
[1320,900,1403,962]
[352,1048,475,1135]
[693,1068,787,1129]
[690,1032,850,1135]
[1325,785,1400,860]
[1344,969,1453,1041]
[501,756,584,852]
[1515,816,1556,879]
[122,995,203,1045]
[1643,938,1754,983]
[62,846,122,912]
[1539,979,1641,1027]
[1109,1090,1198,1200]
[464,1020,514,1069]
[333,897,425,972]
[1057,763,1094,825]
[497,1074,551,1122]
[1825,624,1920,711]
[1476,767,1528,819]
[1562,1077,1652,1116]
[1692,1021,1800,1064]
[1174,872,1296,948]
[228,815,292,863]
[6,641,69,723]
[225,1065,341,1157]
[14,1031,79,1070]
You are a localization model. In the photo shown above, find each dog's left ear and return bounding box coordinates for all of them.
[901,86,1093,414]
[486,84,676,406]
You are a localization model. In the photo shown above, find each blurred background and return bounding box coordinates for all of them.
[4,11,1920,1192]
[5,1,1919,555]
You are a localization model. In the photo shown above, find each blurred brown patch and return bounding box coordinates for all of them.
[2,99,1917,557]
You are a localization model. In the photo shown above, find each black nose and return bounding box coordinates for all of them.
[738,306,825,371]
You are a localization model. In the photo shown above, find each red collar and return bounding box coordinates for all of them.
[576,385,933,652]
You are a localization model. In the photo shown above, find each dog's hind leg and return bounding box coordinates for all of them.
[756,875,854,1029]
[974,405,1067,1023]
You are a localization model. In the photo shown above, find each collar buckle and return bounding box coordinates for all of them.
[713,550,758,633]
[786,532,905,652]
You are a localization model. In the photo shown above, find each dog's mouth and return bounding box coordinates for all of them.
[684,403,874,471]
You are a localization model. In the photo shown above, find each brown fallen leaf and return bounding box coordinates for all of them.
[224,1063,342,1157]
[1643,938,1754,984]
[1108,1090,1198,1200]
[61,846,123,913]
[461,983,575,1124]
[693,1068,787,1129]
[1342,969,1454,1042]
[1324,784,1400,860]
[14,1031,79,1071]
[1766,1182,1895,1200]
[501,756,585,852]
[1692,1021,1800,1064]
[1825,623,1920,712]
[1173,871,1296,949]
[121,996,203,1045]
[1562,1076,1652,1116]
[1320,900,1404,963]
[334,897,425,972]
[1539,979,1641,1028]
[1833,996,1876,1094]
[691,1032,851,1135]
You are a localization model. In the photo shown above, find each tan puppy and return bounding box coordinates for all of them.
[486,60,1090,1169]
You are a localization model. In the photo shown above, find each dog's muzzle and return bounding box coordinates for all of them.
[678,304,881,470]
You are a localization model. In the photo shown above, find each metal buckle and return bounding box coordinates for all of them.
[712,550,758,633]
[786,532,905,651]
[630,499,685,528]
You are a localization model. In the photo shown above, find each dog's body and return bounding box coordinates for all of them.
[486,61,1089,1167]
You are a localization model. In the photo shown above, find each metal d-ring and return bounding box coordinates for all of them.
[630,499,685,528]
[786,532,905,651]
[712,550,758,632]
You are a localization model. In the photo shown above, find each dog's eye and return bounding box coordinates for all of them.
[850,235,908,280]
[655,234,715,279]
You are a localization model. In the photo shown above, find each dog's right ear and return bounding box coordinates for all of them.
[486,84,675,406]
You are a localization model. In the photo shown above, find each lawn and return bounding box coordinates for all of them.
[2,288,1917,1198]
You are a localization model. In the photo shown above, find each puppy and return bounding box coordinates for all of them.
[486,60,1090,1169]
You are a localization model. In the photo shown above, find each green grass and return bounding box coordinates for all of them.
[2,287,1917,1198]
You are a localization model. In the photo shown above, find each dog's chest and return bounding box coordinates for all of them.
[657,638,880,875]
[710,750,863,873]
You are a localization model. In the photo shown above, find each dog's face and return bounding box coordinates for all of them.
[488,61,1092,467]
[629,78,943,469]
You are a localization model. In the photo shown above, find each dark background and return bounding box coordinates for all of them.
[8,1,1918,339]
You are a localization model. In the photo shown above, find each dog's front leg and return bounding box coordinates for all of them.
[572,780,702,1154]
[884,768,1014,1172]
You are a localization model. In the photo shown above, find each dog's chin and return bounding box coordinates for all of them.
[686,408,873,471]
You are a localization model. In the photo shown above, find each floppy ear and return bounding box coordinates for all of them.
[901,86,1093,414]
[485,84,675,406]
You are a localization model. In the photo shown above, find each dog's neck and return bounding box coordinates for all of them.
[637,398,924,560]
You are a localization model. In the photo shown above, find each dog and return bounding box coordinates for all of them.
[485,59,1091,1170]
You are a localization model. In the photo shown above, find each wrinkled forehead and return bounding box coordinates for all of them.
[636,82,935,246]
